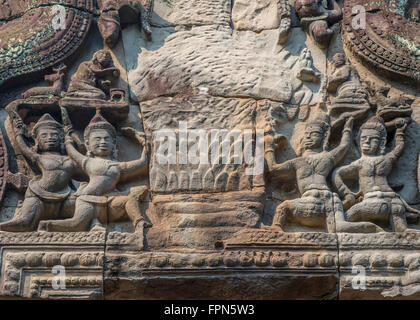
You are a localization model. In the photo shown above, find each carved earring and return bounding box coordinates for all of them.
[323,131,330,151]
[60,132,65,155]
[85,141,92,157]
[380,140,386,155]
[33,140,39,153]
[113,143,118,160]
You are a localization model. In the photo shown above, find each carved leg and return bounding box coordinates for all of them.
[125,187,151,229]
[0,197,44,232]
[335,196,384,233]
[39,199,95,232]
[389,199,420,232]
[108,188,151,249]
[272,200,295,230]
[60,196,76,219]
[346,200,389,222]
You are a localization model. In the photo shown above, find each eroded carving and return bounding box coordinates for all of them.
[38,112,150,249]
[0,0,155,87]
[22,65,67,99]
[296,48,321,83]
[0,114,79,232]
[266,114,376,232]
[65,50,120,101]
[278,0,292,44]
[334,116,420,232]
[294,0,342,48]
[98,0,154,47]
[327,53,371,131]
[0,0,419,301]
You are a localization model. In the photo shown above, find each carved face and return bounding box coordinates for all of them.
[295,0,323,18]
[360,129,382,155]
[303,125,324,150]
[87,129,115,157]
[96,51,112,68]
[36,127,61,152]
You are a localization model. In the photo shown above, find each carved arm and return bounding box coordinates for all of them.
[268,159,296,182]
[330,116,353,166]
[65,136,88,169]
[333,161,360,209]
[15,133,39,164]
[389,121,407,162]
[90,66,120,79]
[119,128,148,178]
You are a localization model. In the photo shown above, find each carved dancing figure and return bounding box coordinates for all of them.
[266,114,382,233]
[0,114,80,232]
[334,116,420,232]
[38,112,151,248]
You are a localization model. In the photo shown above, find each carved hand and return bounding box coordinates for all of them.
[100,80,111,91]
[343,193,356,211]
[344,116,354,132]
[64,125,73,136]
[13,118,26,136]
[265,134,287,152]
[121,127,146,147]
[396,117,411,133]
[65,134,74,145]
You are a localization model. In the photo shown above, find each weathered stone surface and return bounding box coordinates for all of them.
[152,0,231,27]
[338,233,420,299]
[0,0,419,301]
[232,0,281,31]
[127,26,325,105]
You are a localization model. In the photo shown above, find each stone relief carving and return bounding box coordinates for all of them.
[327,53,371,131]
[98,0,154,47]
[22,65,67,99]
[266,113,383,233]
[342,0,420,86]
[334,116,420,232]
[296,48,321,83]
[294,0,342,48]
[0,113,79,232]
[0,0,419,300]
[38,111,150,249]
[0,0,154,88]
[278,0,292,44]
[65,50,121,101]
